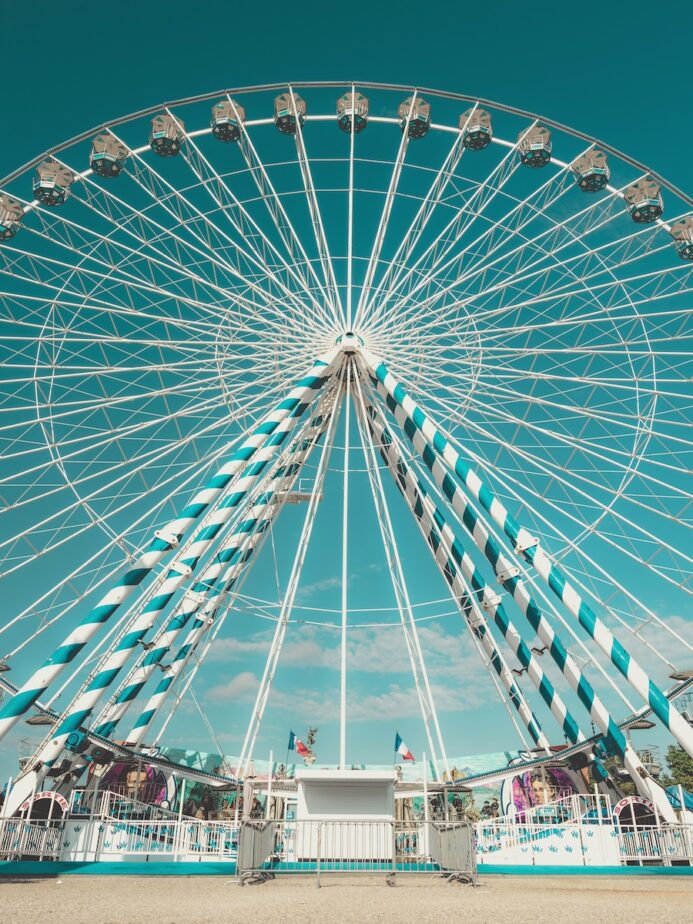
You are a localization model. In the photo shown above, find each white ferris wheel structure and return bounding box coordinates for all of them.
[0,81,690,819]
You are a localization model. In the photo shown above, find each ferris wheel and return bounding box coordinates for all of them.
[0,82,690,819]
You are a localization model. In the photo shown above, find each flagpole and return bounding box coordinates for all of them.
[266,749,273,820]
[423,751,429,823]
[422,750,430,859]
[339,365,351,771]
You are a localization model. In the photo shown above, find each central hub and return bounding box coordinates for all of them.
[336,331,363,354]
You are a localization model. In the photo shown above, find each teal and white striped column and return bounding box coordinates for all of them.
[34,375,336,770]
[365,366,627,756]
[124,504,273,746]
[367,404,571,753]
[124,395,338,747]
[364,351,693,761]
[0,351,338,747]
[367,390,677,819]
[92,408,330,739]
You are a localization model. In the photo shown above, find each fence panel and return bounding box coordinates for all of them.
[618,825,693,865]
[0,818,62,860]
[429,822,476,880]
[236,820,476,879]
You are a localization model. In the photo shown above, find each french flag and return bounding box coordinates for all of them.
[395,732,415,762]
[288,731,310,757]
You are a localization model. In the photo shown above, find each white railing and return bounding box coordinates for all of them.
[618,824,693,865]
[500,792,612,826]
[0,818,63,860]
[58,817,239,861]
[99,790,181,822]
[69,788,181,823]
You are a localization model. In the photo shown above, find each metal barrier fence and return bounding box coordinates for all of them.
[237,820,476,884]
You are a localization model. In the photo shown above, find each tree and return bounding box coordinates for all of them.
[661,746,693,792]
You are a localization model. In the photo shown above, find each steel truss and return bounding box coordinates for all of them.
[0,83,690,822]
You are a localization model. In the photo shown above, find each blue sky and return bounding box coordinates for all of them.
[1,0,691,190]
[0,1,690,781]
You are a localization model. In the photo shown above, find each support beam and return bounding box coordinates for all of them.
[353,371,451,778]
[93,397,335,739]
[339,364,351,769]
[364,351,693,761]
[0,350,338,748]
[237,385,343,772]
[365,398,556,755]
[363,364,678,820]
[123,396,339,751]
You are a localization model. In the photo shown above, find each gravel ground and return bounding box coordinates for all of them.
[1,873,691,924]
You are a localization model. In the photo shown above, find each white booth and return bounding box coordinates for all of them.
[293,769,397,861]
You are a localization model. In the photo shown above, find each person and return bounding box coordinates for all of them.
[125,765,147,801]
[511,766,575,819]
[220,799,235,821]
[530,774,557,806]
[197,792,214,820]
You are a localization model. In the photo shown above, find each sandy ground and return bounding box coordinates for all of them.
[1,874,692,924]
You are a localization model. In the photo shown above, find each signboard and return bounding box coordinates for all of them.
[19,790,69,813]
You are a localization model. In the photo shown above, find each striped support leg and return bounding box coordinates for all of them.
[34,380,336,770]
[125,393,340,747]
[366,372,628,752]
[367,404,568,753]
[92,407,331,739]
[125,518,269,746]
[364,351,693,760]
[0,350,338,747]
[369,398,678,820]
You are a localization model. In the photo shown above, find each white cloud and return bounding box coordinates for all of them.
[282,638,340,668]
[204,621,493,690]
[348,681,483,722]
[206,637,270,661]
[206,671,258,702]
[631,614,692,676]
[296,575,342,600]
[265,671,486,725]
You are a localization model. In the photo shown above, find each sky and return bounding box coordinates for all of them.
[0,0,691,189]
[0,0,691,782]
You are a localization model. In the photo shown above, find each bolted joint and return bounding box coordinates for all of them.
[515,528,538,555]
[481,591,502,611]
[155,528,180,549]
[183,588,206,607]
[496,560,520,583]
